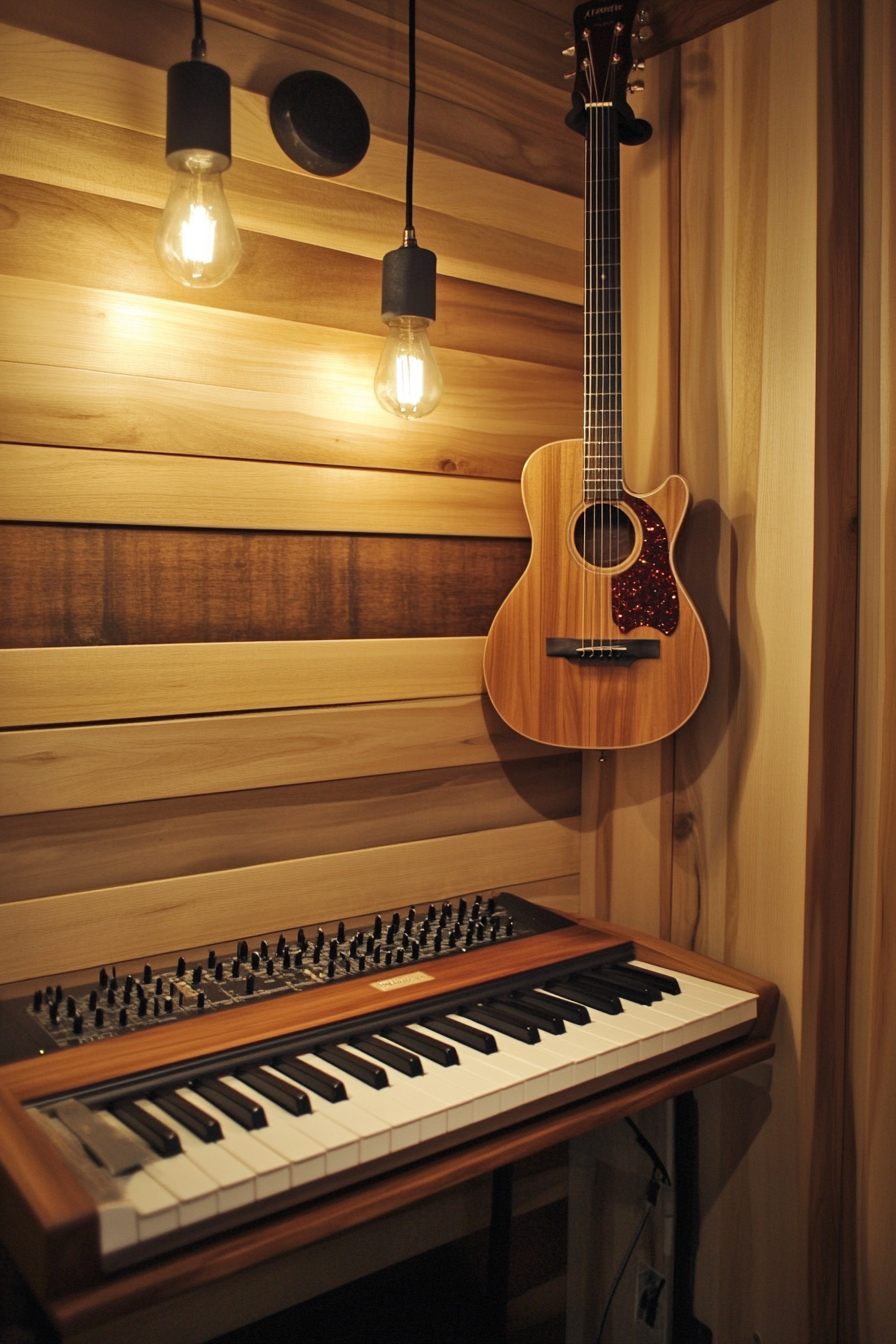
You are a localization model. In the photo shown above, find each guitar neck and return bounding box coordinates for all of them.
[584,104,623,502]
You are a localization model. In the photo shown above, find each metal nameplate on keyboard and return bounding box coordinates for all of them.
[370,971,434,993]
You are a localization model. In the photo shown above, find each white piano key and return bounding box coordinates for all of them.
[174,1089,290,1199]
[469,1024,580,1096]
[97,1195,140,1255]
[441,1016,553,1102]
[143,1153,219,1225]
[221,1075,351,1178]
[137,1100,256,1213]
[116,1167,179,1241]
[260,1064,392,1163]
[632,961,758,1008]
[409,1026,530,1115]
[316,1050,439,1148]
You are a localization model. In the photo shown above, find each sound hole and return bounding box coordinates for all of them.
[573,504,637,569]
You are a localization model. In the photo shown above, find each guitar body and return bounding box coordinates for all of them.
[484,438,709,749]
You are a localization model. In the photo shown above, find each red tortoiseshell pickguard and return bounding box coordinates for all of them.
[611,494,679,634]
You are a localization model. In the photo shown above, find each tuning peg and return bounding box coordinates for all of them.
[562,45,576,56]
[635,8,653,42]
[634,60,646,70]
[627,80,645,93]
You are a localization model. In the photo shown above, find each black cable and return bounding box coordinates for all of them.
[191,0,206,60]
[405,0,415,232]
[593,1117,672,1343]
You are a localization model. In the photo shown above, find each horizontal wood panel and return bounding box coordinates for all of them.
[0,445,529,538]
[0,637,488,728]
[0,23,582,249]
[0,818,581,981]
[0,274,581,452]
[0,364,544,482]
[0,755,580,900]
[0,693,559,816]
[0,177,582,371]
[0,524,529,651]
[0,95,581,303]
[0,1,582,196]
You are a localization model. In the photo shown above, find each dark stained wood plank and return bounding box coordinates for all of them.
[0,524,530,647]
[0,178,582,371]
[0,755,581,901]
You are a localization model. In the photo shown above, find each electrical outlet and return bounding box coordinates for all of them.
[635,1262,666,1330]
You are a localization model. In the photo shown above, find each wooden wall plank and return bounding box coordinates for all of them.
[0,22,582,250]
[0,525,529,650]
[0,96,581,305]
[0,445,529,539]
[0,275,580,461]
[0,817,581,981]
[0,694,565,816]
[0,0,583,196]
[0,755,581,901]
[0,637,488,728]
[0,177,582,371]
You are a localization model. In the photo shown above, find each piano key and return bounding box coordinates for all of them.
[571,971,657,1006]
[260,1064,392,1163]
[494,996,567,1034]
[515,988,591,1025]
[110,1100,181,1157]
[383,1025,459,1066]
[312,1050,437,1148]
[546,978,623,1014]
[587,967,664,1002]
[137,1100,256,1213]
[615,962,681,995]
[116,1166,180,1241]
[191,1078,267,1130]
[413,1028,530,1114]
[350,1034,424,1077]
[174,1089,291,1199]
[236,1067,311,1116]
[222,1075,355,1178]
[103,1109,219,1227]
[458,1004,540,1044]
[440,1016,552,1102]
[34,1112,139,1255]
[315,1045,388,1090]
[420,1015,497,1053]
[272,1056,347,1103]
[152,1090,223,1142]
[471,1023,580,1096]
[631,961,754,1006]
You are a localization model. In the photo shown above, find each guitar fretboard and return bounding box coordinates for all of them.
[584,103,623,502]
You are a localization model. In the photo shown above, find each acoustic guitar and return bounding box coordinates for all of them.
[484,1,709,750]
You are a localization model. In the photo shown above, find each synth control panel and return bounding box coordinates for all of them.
[0,893,571,1063]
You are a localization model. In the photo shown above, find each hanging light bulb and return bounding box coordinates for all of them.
[374,0,443,419]
[155,1,240,288]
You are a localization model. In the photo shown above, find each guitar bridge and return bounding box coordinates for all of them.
[546,639,660,666]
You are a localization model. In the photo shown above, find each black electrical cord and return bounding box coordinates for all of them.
[191,0,206,59]
[405,0,416,232]
[593,1117,672,1343]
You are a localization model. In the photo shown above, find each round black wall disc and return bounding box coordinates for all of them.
[270,71,370,176]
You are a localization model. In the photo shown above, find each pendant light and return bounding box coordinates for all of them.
[155,0,241,288]
[374,0,443,419]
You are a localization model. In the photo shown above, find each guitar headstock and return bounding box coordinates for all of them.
[564,2,652,145]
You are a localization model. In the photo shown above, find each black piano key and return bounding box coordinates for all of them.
[587,967,664,1002]
[547,979,623,1015]
[111,1099,181,1156]
[272,1057,347,1103]
[573,971,657,1005]
[460,1004,540,1044]
[192,1078,268,1129]
[615,962,681,996]
[351,1035,423,1078]
[316,1044,389,1090]
[495,995,567,1035]
[384,1025,459,1067]
[237,1067,311,1116]
[518,988,591,1025]
[421,1015,497,1054]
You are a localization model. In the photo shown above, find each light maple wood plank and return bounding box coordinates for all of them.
[0,817,581,981]
[0,444,528,539]
[0,755,580,901]
[0,275,581,449]
[0,695,567,815]
[0,638,488,728]
[0,0,582,195]
[0,22,581,251]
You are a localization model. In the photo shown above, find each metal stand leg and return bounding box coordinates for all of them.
[671,1092,712,1344]
[487,1163,514,1342]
